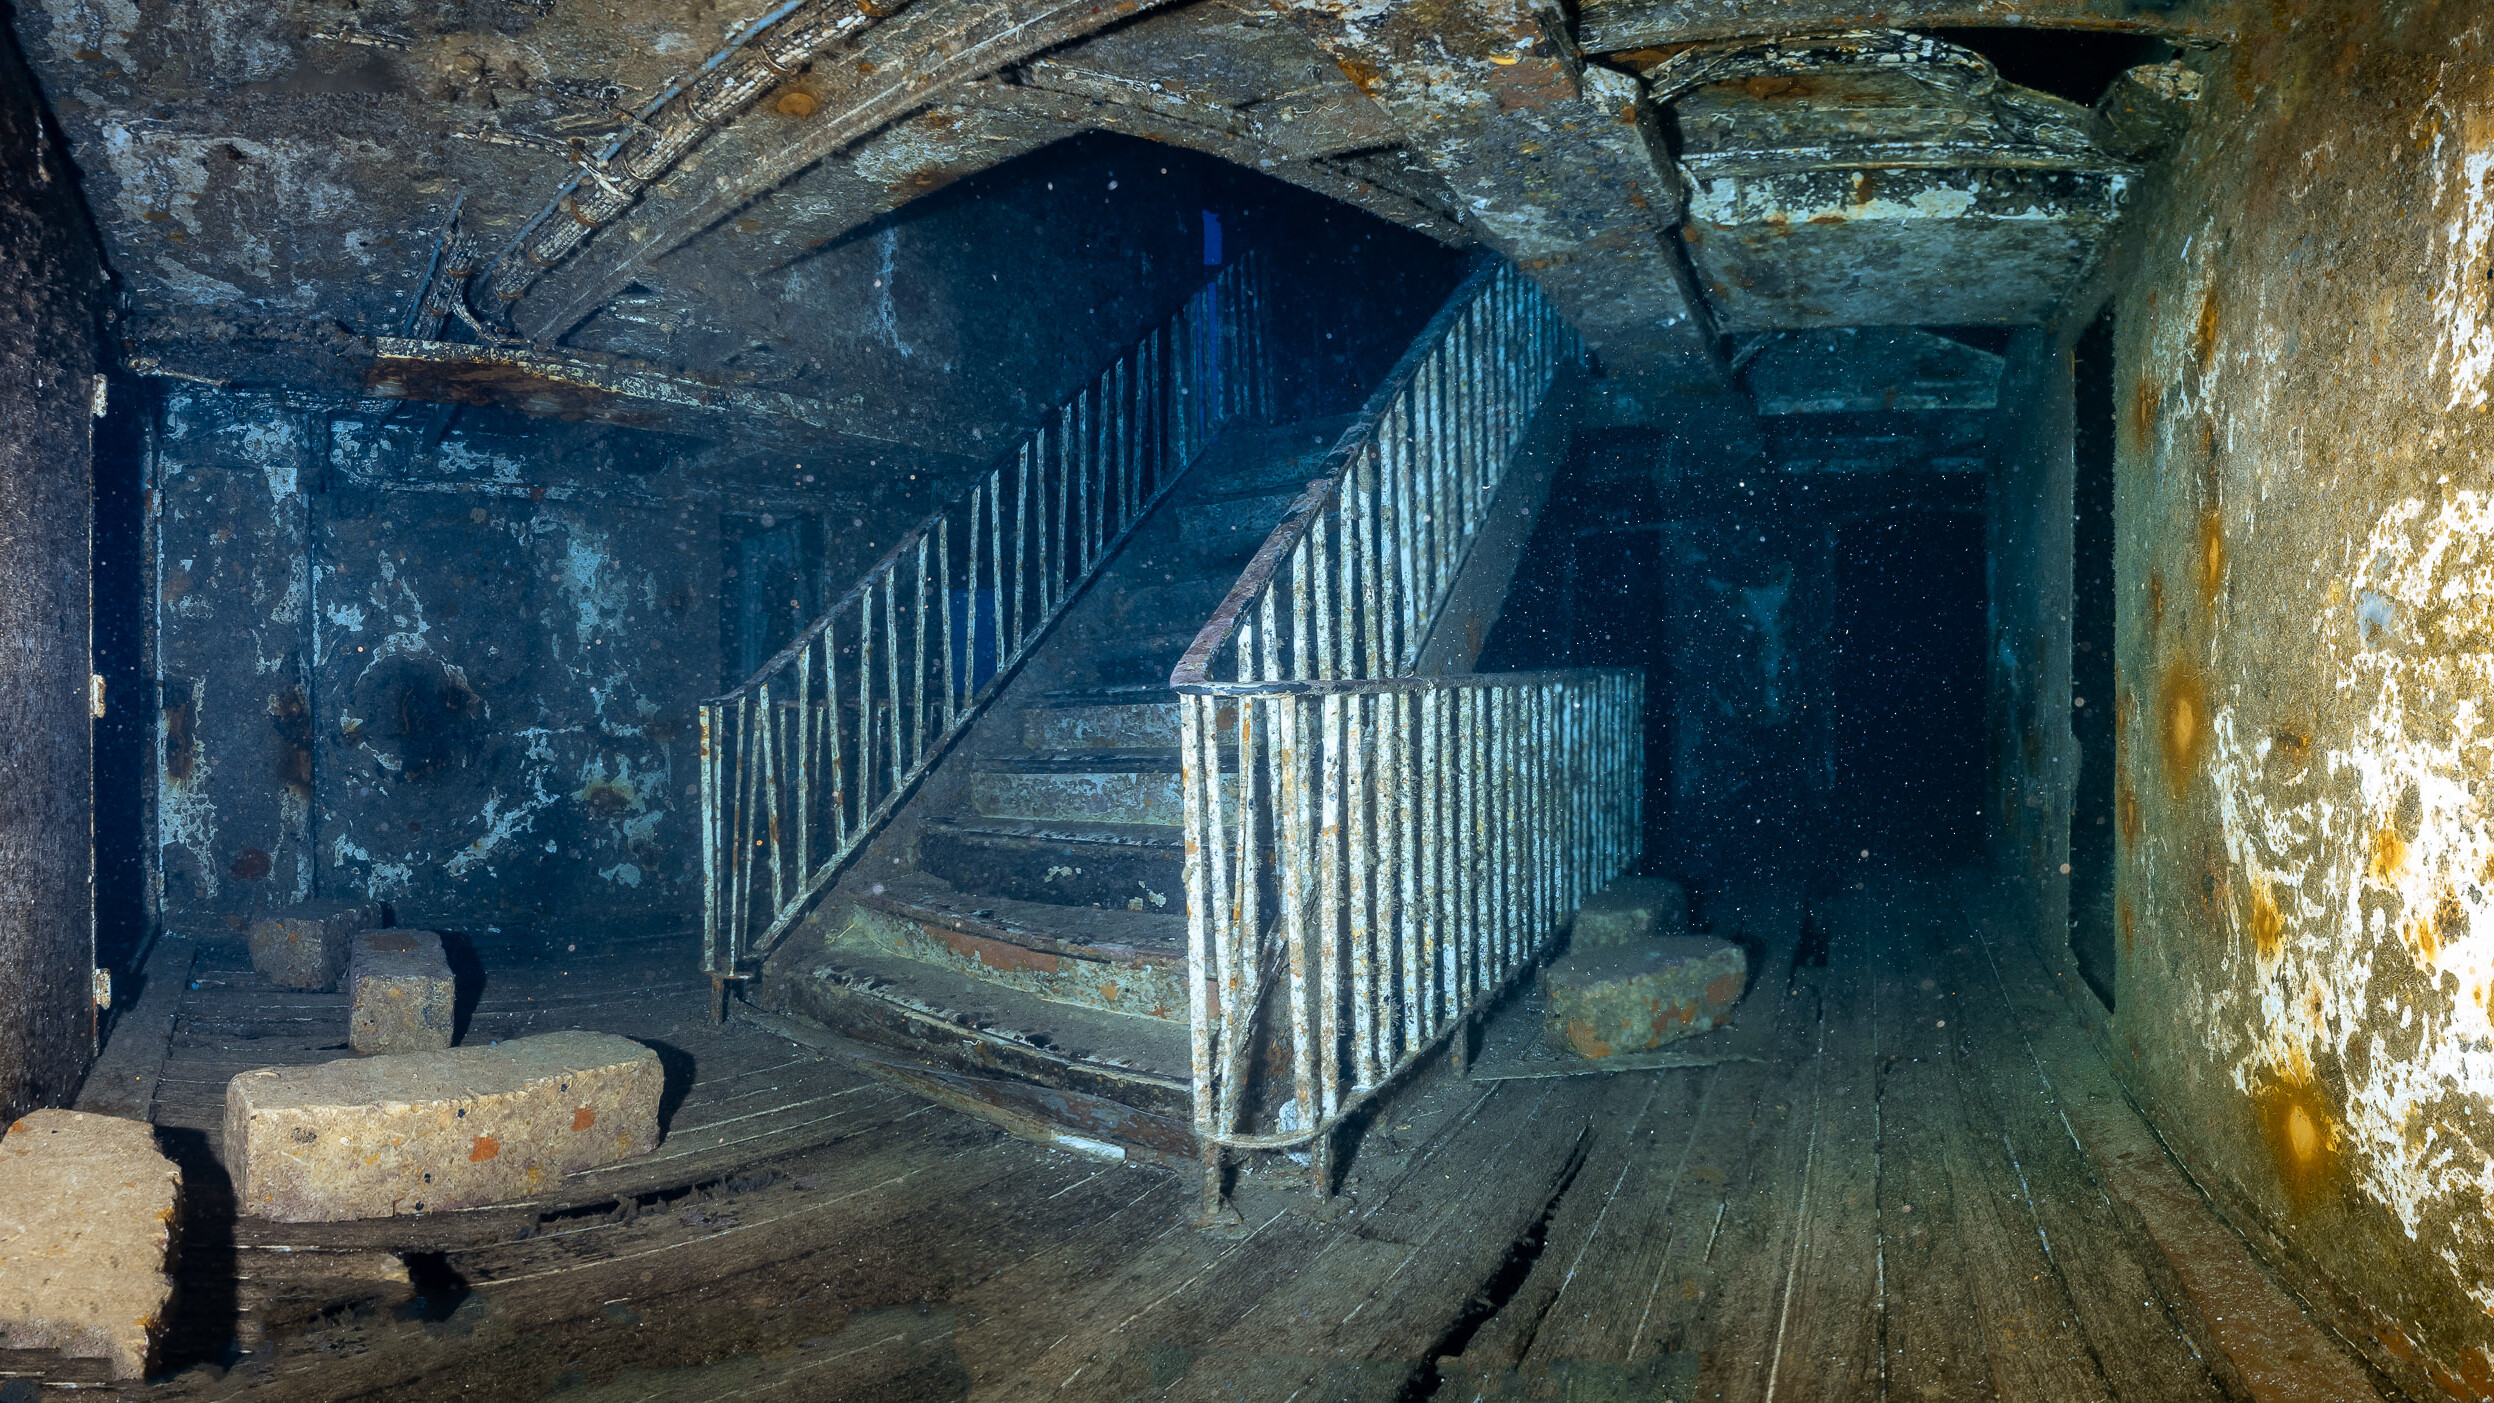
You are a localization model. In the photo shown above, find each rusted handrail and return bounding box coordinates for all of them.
[700,256,1270,997]
[1172,258,1639,1213]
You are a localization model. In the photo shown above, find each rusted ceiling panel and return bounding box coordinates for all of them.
[9,0,750,327]
[1740,326,2002,414]
[505,0,1189,344]
[1274,0,1724,404]
[1575,0,2240,52]
[1652,32,2146,329]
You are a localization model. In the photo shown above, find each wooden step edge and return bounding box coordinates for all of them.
[734,1006,1195,1170]
[853,885,1186,971]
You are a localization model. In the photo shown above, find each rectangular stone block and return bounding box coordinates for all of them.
[0,1110,182,1380]
[349,929,456,1055]
[1543,936,1747,1059]
[225,1031,663,1222]
[1571,876,1690,949]
[247,898,380,991]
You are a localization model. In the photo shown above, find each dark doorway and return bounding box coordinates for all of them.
[721,512,825,689]
[2070,309,2120,1007]
[1822,507,1989,864]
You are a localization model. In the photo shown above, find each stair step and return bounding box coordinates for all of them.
[736,1005,1194,1167]
[970,751,1186,826]
[1022,692,1180,752]
[849,871,1188,1018]
[760,950,1192,1162]
[1178,487,1302,555]
[921,816,1188,915]
[1073,573,1238,643]
[1186,416,1352,497]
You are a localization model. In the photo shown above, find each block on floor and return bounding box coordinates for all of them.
[225,1030,664,1222]
[1542,936,1747,1059]
[1570,876,1689,948]
[348,929,455,1054]
[0,1110,181,1380]
[247,899,381,991]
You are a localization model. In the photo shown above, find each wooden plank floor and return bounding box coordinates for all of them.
[30,880,2386,1400]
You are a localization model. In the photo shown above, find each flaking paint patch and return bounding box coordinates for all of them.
[2431,99,2494,411]
[2205,488,2494,1310]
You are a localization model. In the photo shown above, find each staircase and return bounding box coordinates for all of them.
[753,419,1347,1165]
[731,258,1642,1193]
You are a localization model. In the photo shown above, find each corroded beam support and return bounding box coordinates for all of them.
[126,329,927,451]
[1575,0,2241,51]
[1274,0,1725,403]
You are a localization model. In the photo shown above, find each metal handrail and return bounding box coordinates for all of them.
[1171,257,1640,1207]
[700,256,1270,991]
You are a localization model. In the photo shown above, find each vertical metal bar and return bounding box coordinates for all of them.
[1318,689,1344,1116]
[938,516,956,729]
[1054,405,1072,608]
[913,533,930,770]
[1180,695,1219,1211]
[699,703,719,973]
[1347,690,1375,1087]
[883,570,903,795]
[824,614,848,852]
[795,638,812,888]
[1275,693,1317,1165]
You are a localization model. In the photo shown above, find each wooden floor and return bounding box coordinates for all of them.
[28,877,2388,1400]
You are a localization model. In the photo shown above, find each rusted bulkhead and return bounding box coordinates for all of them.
[2103,3,2494,1395]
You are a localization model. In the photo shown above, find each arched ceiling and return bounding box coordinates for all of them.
[14,0,2235,447]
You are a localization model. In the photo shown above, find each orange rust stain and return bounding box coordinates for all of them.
[2252,1076,2339,1209]
[469,1134,500,1162]
[2116,776,2141,846]
[1333,56,1383,95]
[2250,882,2283,959]
[2158,662,2210,797]
[1705,973,1742,1006]
[572,1106,596,1132]
[2198,508,2226,607]
[2371,825,2408,881]
[1564,1021,1615,1059]
[2149,572,2167,629]
[2131,376,2157,453]
[934,925,1062,975]
[2272,726,2311,763]
[2119,897,2136,954]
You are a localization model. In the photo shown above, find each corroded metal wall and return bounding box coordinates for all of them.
[151,389,936,941]
[2108,6,2494,1393]
[0,27,104,1118]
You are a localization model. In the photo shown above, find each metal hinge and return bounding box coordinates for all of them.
[89,673,105,719]
[92,967,111,1009]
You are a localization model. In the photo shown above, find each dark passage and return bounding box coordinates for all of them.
[1823,506,1988,860]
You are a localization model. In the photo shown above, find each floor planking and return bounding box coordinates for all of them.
[34,878,2385,1400]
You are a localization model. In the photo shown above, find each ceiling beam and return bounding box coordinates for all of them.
[1575,0,2241,53]
[123,324,934,453]
[507,0,1183,346]
[1274,0,1726,404]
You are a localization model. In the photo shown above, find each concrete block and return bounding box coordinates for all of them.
[1570,876,1690,949]
[349,929,456,1055]
[247,899,381,991]
[1542,936,1747,1059]
[0,1110,181,1380]
[225,1031,663,1223]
